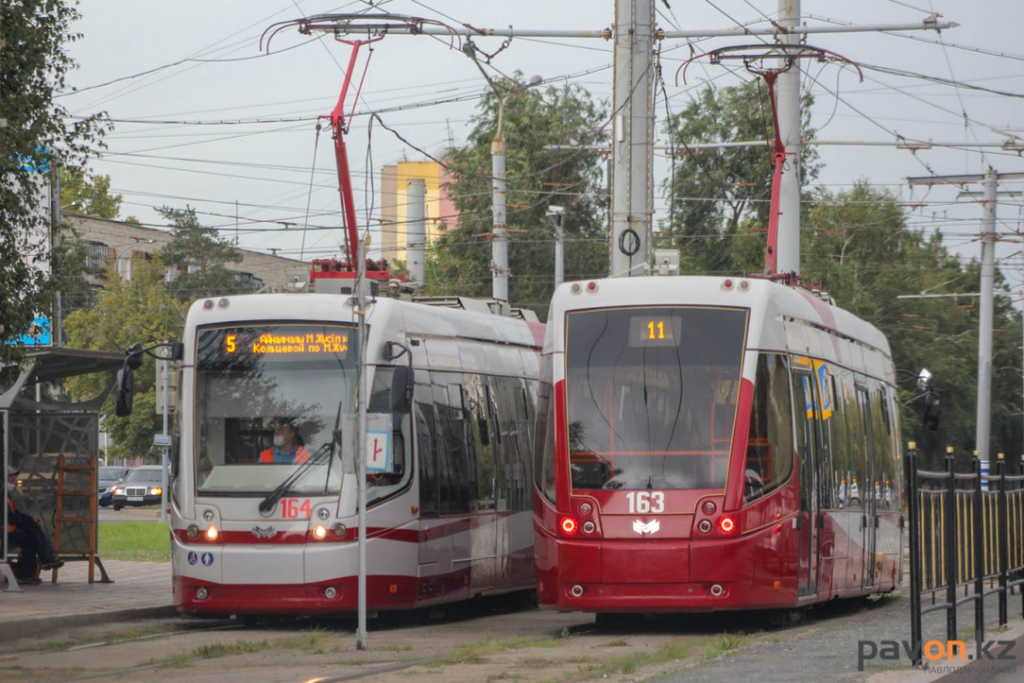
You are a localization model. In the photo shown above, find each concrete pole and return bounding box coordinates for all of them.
[610,0,654,278]
[406,179,426,285]
[491,116,509,303]
[776,0,802,276]
[977,166,997,481]
[549,207,565,287]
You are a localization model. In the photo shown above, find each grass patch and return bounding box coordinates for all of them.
[548,637,701,682]
[99,521,170,562]
[427,634,571,667]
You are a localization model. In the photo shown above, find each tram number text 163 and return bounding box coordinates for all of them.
[281,498,312,519]
[626,491,665,514]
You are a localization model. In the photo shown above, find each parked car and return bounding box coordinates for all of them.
[98,466,129,508]
[110,466,164,510]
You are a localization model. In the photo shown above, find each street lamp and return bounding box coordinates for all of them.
[482,73,543,307]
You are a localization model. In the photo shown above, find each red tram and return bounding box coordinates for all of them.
[533,276,903,614]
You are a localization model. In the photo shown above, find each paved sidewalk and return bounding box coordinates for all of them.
[0,560,174,641]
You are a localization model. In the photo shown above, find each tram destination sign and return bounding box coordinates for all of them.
[199,325,352,364]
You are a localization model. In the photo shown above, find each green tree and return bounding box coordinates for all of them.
[795,182,1021,465]
[156,205,257,301]
[426,81,608,317]
[0,0,107,361]
[65,255,183,462]
[60,167,123,219]
[663,80,819,274]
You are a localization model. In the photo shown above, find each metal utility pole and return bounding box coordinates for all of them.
[355,233,369,650]
[908,168,1024,475]
[159,348,170,523]
[406,179,426,285]
[548,206,565,287]
[610,0,655,278]
[775,0,801,276]
[50,162,62,346]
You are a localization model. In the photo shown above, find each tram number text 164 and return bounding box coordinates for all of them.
[626,491,665,514]
[281,498,312,519]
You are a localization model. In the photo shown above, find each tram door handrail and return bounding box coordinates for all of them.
[905,446,1024,666]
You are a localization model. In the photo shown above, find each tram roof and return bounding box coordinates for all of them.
[184,293,543,350]
[547,276,890,357]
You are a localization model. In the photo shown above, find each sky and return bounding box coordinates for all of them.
[59,0,1024,295]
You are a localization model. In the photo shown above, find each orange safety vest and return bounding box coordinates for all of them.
[259,446,311,464]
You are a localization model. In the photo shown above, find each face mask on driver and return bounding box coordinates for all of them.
[273,434,286,448]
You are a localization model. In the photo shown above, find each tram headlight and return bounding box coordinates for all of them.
[186,524,199,539]
[312,525,328,540]
[333,523,347,537]
[205,525,219,541]
[582,521,596,535]
[560,517,578,535]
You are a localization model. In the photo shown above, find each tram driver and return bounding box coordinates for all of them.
[259,418,311,464]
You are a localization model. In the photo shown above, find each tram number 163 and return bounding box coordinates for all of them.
[626,491,665,514]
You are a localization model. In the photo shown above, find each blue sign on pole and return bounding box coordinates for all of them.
[3,316,52,347]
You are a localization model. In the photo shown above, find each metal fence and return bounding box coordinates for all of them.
[906,446,1024,665]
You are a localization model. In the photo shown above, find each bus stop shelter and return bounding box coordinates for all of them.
[1,348,124,591]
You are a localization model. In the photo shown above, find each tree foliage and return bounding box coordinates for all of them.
[0,0,106,361]
[65,256,183,462]
[664,81,818,274]
[60,167,123,219]
[426,81,608,317]
[156,205,257,301]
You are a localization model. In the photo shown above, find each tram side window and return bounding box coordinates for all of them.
[839,374,865,510]
[491,376,531,512]
[829,371,852,509]
[744,354,794,503]
[793,370,816,512]
[533,381,556,504]
[414,383,439,516]
[873,385,896,510]
[434,378,472,515]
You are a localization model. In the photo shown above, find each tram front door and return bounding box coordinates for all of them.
[794,365,820,597]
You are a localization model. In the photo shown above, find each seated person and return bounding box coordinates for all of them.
[6,469,64,585]
[259,419,311,464]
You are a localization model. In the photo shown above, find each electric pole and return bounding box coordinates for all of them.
[610,0,655,278]
[776,0,802,276]
[908,168,1024,480]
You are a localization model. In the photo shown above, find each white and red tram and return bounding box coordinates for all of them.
[170,293,543,615]
[533,276,904,614]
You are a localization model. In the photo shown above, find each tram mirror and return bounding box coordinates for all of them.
[115,367,135,417]
[917,368,933,392]
[390,366,414,414]
[125,342,144,370]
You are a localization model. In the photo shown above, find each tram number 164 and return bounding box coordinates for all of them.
[626,491,665,514]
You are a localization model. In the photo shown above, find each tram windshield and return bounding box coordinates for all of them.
[565,306,748,491]
[193,324,357,495]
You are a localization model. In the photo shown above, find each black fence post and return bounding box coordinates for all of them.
[998,454,1009,627]
[906,443,923,666]
[973,456,985,658]
[945,452,958,642]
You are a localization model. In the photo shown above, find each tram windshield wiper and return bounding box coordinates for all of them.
[257,441,333,514]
